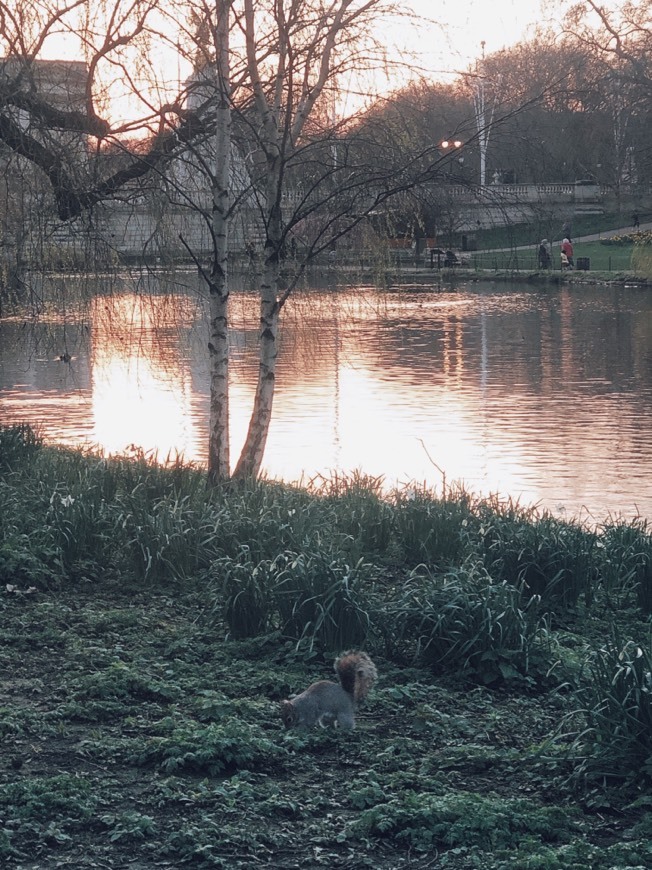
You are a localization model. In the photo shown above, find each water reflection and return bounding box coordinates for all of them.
[90,294,201,459]
[2,277,652,523]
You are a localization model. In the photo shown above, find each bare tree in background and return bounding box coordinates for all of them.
[0,0,454,481]
[561,2,652,190]
[564,1,652,95]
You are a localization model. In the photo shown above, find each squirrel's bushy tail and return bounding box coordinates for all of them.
[335,651,377,704]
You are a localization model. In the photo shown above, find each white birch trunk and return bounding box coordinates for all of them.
[232,0,362,479]
[232,0,286,480]
[207,0,231,482]
[232,176,282,479]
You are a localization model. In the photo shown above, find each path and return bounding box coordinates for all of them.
[486,220,652,254]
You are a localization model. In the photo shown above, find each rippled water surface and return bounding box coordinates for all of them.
[2,275,652,523]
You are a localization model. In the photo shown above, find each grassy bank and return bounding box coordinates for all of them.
[469,240,636,273]
[471,212,645,253]
[1,425,652,869]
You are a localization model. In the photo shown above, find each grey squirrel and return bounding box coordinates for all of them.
[280,651,377,730]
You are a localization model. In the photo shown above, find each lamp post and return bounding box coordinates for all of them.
[439,140,464,248]
[440,139,464,181]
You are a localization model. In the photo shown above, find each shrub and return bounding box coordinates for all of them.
[385,564,553,687]
[631,230,652,277]
[478,506,598,608]
[391,484,476,567]
[571,638,652,786]
[598,519,652,614]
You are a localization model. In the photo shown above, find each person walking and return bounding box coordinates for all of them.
[633,213,640,230]
[561,237,574,270]
[538,239,551,269]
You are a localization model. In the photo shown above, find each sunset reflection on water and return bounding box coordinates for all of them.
[2,280,652,523]
[90,294,199,460]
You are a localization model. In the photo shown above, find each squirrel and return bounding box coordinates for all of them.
[280,651,377,730]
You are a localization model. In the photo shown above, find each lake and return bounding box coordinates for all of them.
[2,272,652,524]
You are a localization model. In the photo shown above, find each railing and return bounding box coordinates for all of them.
[445,182,652,203]
[446,183,590,202]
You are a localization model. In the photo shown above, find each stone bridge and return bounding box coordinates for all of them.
[443,181,649,231]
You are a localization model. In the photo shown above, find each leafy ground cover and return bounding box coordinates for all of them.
[1,426,652,868]
[2,585,651,870]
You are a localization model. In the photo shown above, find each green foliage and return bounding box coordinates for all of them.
[0,537,58,587]
[115,490,212,583]
[46,485,113,578]
[273,550,375,650]
[208,477,338,560]
[0,424,42,473]
[0,775,97,822]
[70,661,182,704]
[598,518,652,613]
[571,638,652,786]
[0,775,98,856]
[391,484,476,567]
[348,778,388,809]
[125,719,285,775]
[349,791,576,851]
[211,548,280,638]
[477,503,598,608]
[100,812,156,843]
[211,547,375,650]
[0,554,649,868]
[7,432,652,697]
[311,471,394,553]
[385,564,553,686]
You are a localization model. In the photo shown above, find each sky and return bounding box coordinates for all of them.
[32,0,606,126]
[380,0,548,84]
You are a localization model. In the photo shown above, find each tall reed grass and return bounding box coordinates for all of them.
[598,518,652,614]
[476,500,598,608]
[210,547,374,650]
[390,483,477,568]
[0,424,647,689]
[570,637,652,786]
[380,563,551,686]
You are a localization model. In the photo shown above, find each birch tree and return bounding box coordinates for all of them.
[0,0,453,481]
[207,0,231,481]
[228,0,403,478]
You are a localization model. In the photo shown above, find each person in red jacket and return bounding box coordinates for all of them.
[561,238,574,269]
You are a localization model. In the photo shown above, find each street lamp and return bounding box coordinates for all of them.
[440,140,465,181]
[438,140,465,249]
